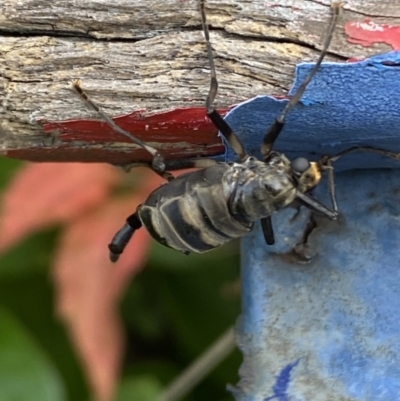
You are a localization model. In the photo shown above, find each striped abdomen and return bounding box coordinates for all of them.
[138,163,252,253]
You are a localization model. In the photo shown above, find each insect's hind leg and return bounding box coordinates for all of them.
[108,211,142,262]
[73,80,173,181]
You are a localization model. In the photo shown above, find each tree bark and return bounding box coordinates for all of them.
[0,0,398,163]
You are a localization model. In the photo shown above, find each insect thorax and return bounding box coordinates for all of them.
[226,155,297,222]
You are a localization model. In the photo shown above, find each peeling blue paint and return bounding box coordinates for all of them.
[229,52,400,401]
[264,359,300,401]
[224,51,400,171]
[232,172,400,401]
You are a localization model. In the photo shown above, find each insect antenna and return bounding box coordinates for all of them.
[200,0,249,161]
[73,79,173,181]
[321,145,400,213]
[329,146,400,163]
[261,2,343,157]
[261,3,342,243]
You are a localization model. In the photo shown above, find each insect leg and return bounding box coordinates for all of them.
[73,80,172,181]
[200,0,248,161]
[261,216,275,245]
[320,146,400,212]
[325,158,338,213]
[108,211,142,262]
[329,146,400,163]
[162,158,218,170]
[114,158,218,172]
[260,2,343,157]
[296,191,338,220]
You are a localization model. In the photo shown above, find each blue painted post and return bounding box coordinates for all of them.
[225,52,400,400]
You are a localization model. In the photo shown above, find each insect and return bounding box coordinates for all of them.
[72,1,400,262]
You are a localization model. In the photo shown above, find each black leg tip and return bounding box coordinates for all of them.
[109,252,120,263]
[108,243,122,263]
[266,238,275,246]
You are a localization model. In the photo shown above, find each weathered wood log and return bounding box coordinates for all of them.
[0,0,398,163]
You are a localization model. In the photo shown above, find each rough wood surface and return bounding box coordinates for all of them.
[1,0,399,163]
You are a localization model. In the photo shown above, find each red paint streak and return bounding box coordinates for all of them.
[31,107,229,163]
[345,20,400,50]
[5,142,225,164]
[346,57,366,63]
[42,107,227,144]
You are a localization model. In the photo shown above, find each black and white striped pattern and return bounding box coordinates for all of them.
[139,164,253,253]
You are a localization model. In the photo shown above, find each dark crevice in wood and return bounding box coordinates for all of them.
[186,25,348,60]
[0,28,148,42]
[341,7,400,19]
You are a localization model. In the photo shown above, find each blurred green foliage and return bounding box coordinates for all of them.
[0,157,242,401]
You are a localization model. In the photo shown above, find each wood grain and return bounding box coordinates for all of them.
[0,0,398,162]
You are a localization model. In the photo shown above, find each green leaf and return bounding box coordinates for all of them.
[116,375,162,401]
[0,157,23,190]
[0,306,66,401]
[0,229,58,278]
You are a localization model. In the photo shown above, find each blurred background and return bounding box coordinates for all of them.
[0,157,242,401]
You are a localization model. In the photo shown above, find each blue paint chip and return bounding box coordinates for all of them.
[264,359,300,401]
[223,51,400,170]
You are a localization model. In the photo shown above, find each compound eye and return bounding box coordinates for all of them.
[291,157,310,173]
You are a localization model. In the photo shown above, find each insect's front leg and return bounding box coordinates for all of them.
[296,191,338,220]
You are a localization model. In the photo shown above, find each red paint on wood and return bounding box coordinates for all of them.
[9,107,230,163]
[41,107,228,145]
[345,20,400,50]
[346,57,365,63]
[5,142,226,164]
